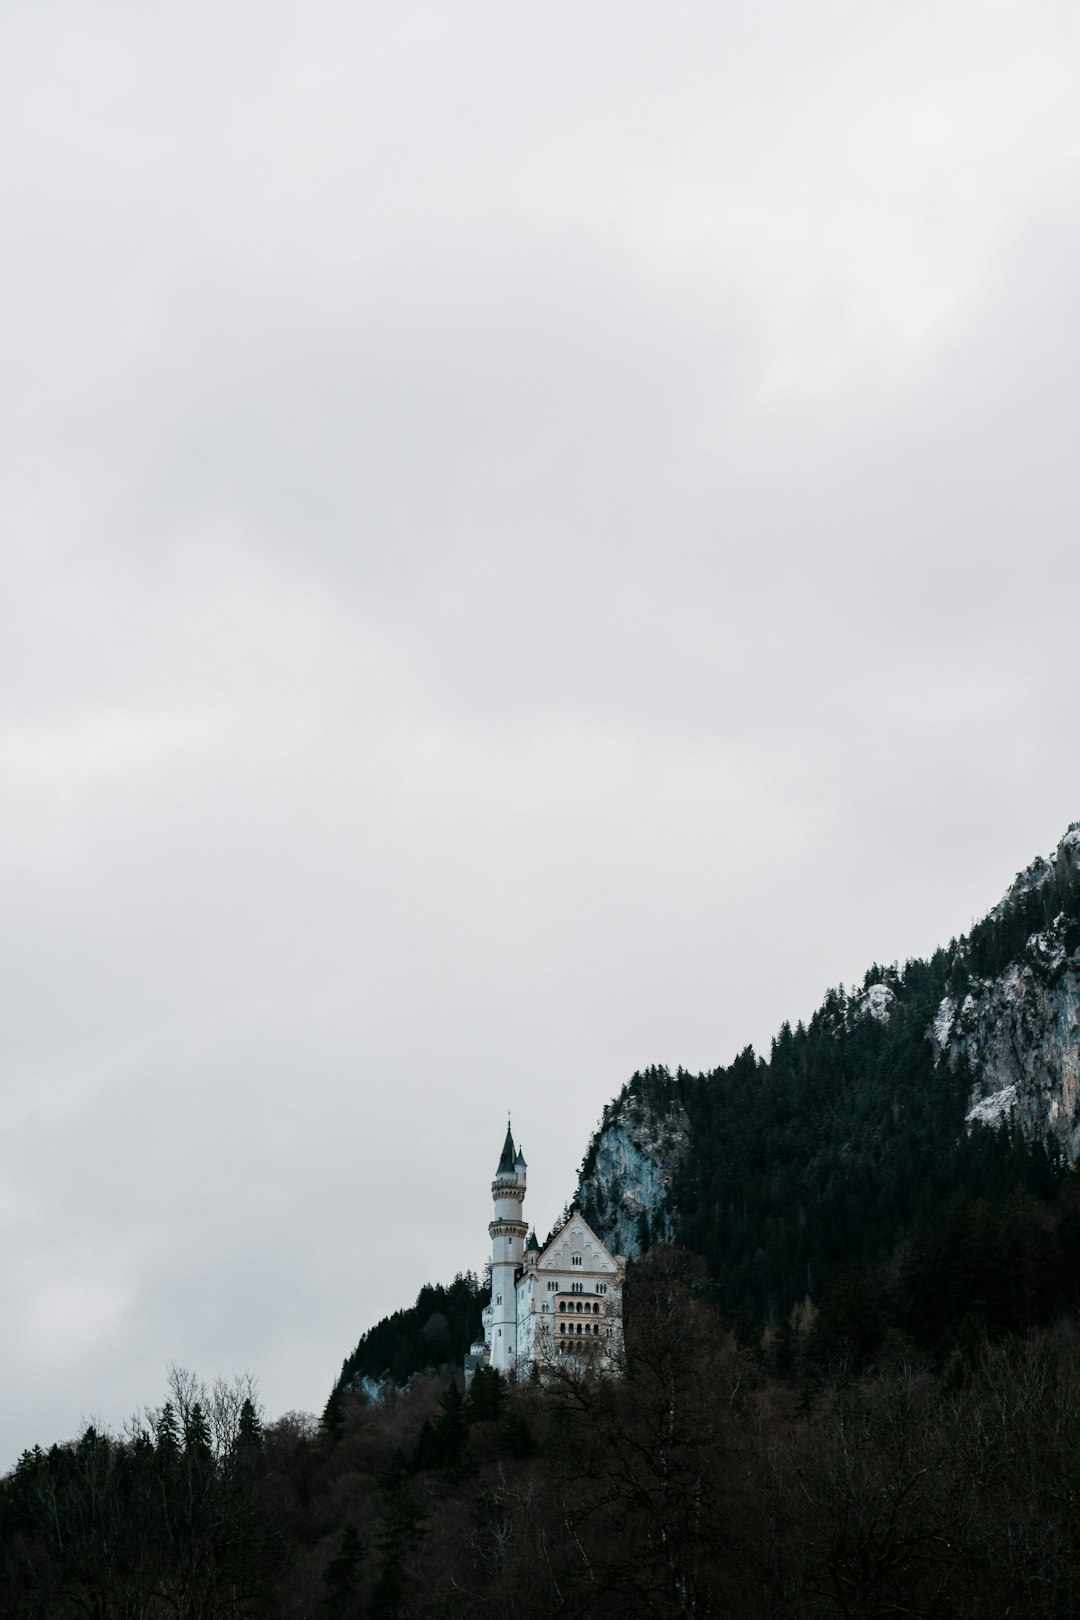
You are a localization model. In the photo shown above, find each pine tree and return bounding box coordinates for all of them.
[432,1382,470,1475]
[236,1396,263,1453]
[323,1522,364,1617]
[320,1384,346,1446]
[368,1454,427,1620]
[155,1401,180,1463]
[184,1401,212,1464]
[464,1366,504,1425]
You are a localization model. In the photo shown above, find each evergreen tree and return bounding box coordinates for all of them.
[236,1396,263,1453]
[184,1401,212,1464]
[323,1522,365,1618]
[320,1384,346,1446]
[464,1365,504,1425]
[368,1454,427,1620]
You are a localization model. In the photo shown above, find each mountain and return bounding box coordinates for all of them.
[577,823,1080,1323]
[339,822,1080,1386]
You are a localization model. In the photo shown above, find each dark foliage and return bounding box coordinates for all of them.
[338,1274,485,1391]
[12,1247,1080,1618]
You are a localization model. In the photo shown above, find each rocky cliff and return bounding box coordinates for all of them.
[933,825,1080,1160]
[576,1071,690,1258]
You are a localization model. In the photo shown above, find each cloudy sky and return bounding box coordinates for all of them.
[2,0,1078,1465]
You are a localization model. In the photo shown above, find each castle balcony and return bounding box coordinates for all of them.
[556,1296,607,1317]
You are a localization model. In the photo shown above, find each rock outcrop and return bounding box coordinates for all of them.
[577,1075,690,1258]
[931,825,1080,1159]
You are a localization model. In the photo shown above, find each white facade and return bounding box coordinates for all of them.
[476,1124,625,1377]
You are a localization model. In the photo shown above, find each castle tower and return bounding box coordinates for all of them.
[488,1122,528,1372]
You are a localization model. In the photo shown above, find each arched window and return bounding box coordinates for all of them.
[576,1302,582,1313]
[593,1303,600,1314]
[572,1254,583,1266]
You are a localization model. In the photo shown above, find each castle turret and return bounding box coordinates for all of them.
[488,1120,528,1371]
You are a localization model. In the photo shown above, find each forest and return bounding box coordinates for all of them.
[8,1207,1080,1619]
[581,835,1080,1326]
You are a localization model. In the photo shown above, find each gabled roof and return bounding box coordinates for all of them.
[536,1209,618,1269]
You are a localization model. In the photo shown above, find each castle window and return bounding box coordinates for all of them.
[593,1303,600,1315]
[496,1294,502,1305]
[593,1325,599,1336]
[576,1302,583,1313]
[572,1254,583,1266]
[596,1284,607,1295]
[576,1323,582,1334]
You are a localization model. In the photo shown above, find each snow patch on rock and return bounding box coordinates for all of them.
[966,1084,1017,1129]
[931,996,956,1053]
[990,823,1080,922]
[860,983,895,1024]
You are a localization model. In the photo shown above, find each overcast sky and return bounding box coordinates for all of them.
[2,0,1078,1467]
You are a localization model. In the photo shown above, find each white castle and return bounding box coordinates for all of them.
[472,1122,625,1376]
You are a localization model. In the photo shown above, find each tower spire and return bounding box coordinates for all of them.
[497,1119,516,1175]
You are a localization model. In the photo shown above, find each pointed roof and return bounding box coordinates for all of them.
[496,1121,517,1175]
[535,1208,618,1268]
[515,1145,527,1167]
[525,1229,539,1251]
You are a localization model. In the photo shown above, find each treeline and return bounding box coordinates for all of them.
[0,1368,289,1618]
[9,1246,1080,1618]
[962,834,1080,982]
[337,1273,485,1391]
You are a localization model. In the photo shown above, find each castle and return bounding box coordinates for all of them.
[471,1122,625,1377]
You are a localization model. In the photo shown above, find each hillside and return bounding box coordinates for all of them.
[578,823,1080,1322]
[338,824,1080,1387]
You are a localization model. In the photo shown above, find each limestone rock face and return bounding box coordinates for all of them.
[932,826,1080,1161]
[577,1082,690,1258]
[935,954,1080,1158]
